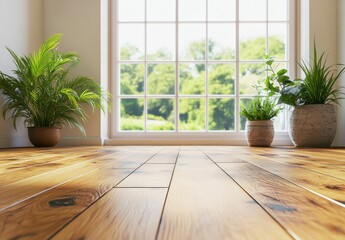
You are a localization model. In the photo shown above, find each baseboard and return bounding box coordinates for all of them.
[0,135,293,148]
[58,136,105,146]
[0,136,32,148]
[105,138,293,146]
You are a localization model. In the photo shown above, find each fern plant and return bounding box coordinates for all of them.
[298,45,345,105]
[240,97,280,121]
[0,34,110,134]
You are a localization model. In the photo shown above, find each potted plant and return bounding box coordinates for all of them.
[266,44,345,147]
[0,34,109,147]
[241,96,280,147]
[240,56,284,147]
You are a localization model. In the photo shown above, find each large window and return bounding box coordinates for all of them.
[113,0,294,135]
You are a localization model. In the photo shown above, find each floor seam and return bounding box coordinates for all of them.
[154,146,181,240]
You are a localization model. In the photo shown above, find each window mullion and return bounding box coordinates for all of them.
[266,0,269,54]
[235,0,240,133]
[205,0,209,132]
[144,0,148,132]
[175,0,179,132]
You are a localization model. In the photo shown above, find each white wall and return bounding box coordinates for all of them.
[0,0,43,147]
[43,0,109,146]
[308,0,337,65]
[299,0,342,146]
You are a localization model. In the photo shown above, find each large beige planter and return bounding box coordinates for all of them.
[289,104,336,147]
[245,120,274,147]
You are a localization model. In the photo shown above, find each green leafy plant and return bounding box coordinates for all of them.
[240,97,280,121]
[0,33,110,134]
[265,44,345,106]
[240,55,283,121]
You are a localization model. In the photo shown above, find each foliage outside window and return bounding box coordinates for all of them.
[115,0,292,133]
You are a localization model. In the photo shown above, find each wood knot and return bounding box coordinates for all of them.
[49,197,76,208]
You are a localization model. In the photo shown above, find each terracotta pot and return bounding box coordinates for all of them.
[289,104,336,147]
[245,120,274,147]
[28,127,61,147]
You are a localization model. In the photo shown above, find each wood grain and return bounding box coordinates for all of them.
[252,146,345,164]
[251,148,345,180]
[216,162,345,240]
[52,188,167,240]
[0,146,99,171]
[0,151,118,186]
[147,146,179,164]
[117,164,174,187]
[254,147,345,166]
[0,149,162,239]
[202,147,345,204]
[157,148,292,240]
[1,146,345,239]
[0,148,161,211]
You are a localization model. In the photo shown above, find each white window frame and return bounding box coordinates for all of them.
[108,0,296,145]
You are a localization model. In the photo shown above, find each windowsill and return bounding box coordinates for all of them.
[105,131,293,146]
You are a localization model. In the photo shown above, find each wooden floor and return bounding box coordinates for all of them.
[0,146,344,240]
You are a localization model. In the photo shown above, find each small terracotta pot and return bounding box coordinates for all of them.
[245,120,274,147]
[28,127,61,147]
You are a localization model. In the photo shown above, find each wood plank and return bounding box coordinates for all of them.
[251,148,345,181]
[0,153,61,170]
[203,147,345,204]
[0,148,161,211]
[216,162,345,240]
[0,151,161,239]
[0,146,100,169]
[147,146,179,164]
[117,164,174,188]
[0,151,118,186]
[157,148,292,240]
[294,148,345,162]
[251,148,345,168]
[52,188,167,240]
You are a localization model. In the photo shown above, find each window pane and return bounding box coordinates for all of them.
[268,0,288,21]
[147,0,176,21]
[208,64,235,95]
[120,64,144,95]
[147,24,175,60]
[239,0,266,21]
[115,0,291,133]
[120,98,144,131]
[239,23,266,60]
[148,98,175,131]
[118,0,145,22]
[119,24,144,60]
[209,98,235,131]
[179,24,206,60]
[148,64,175,95]
[208,23,236,60]
[240,98,251,130]
[209,0,236,21]
[179,63,205,95]
[274,108,287,131]
[272,62,288,74]
[269,23,287,60]
[179,0,206,21]
[179,98,205,131]
[239,63,266,95]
